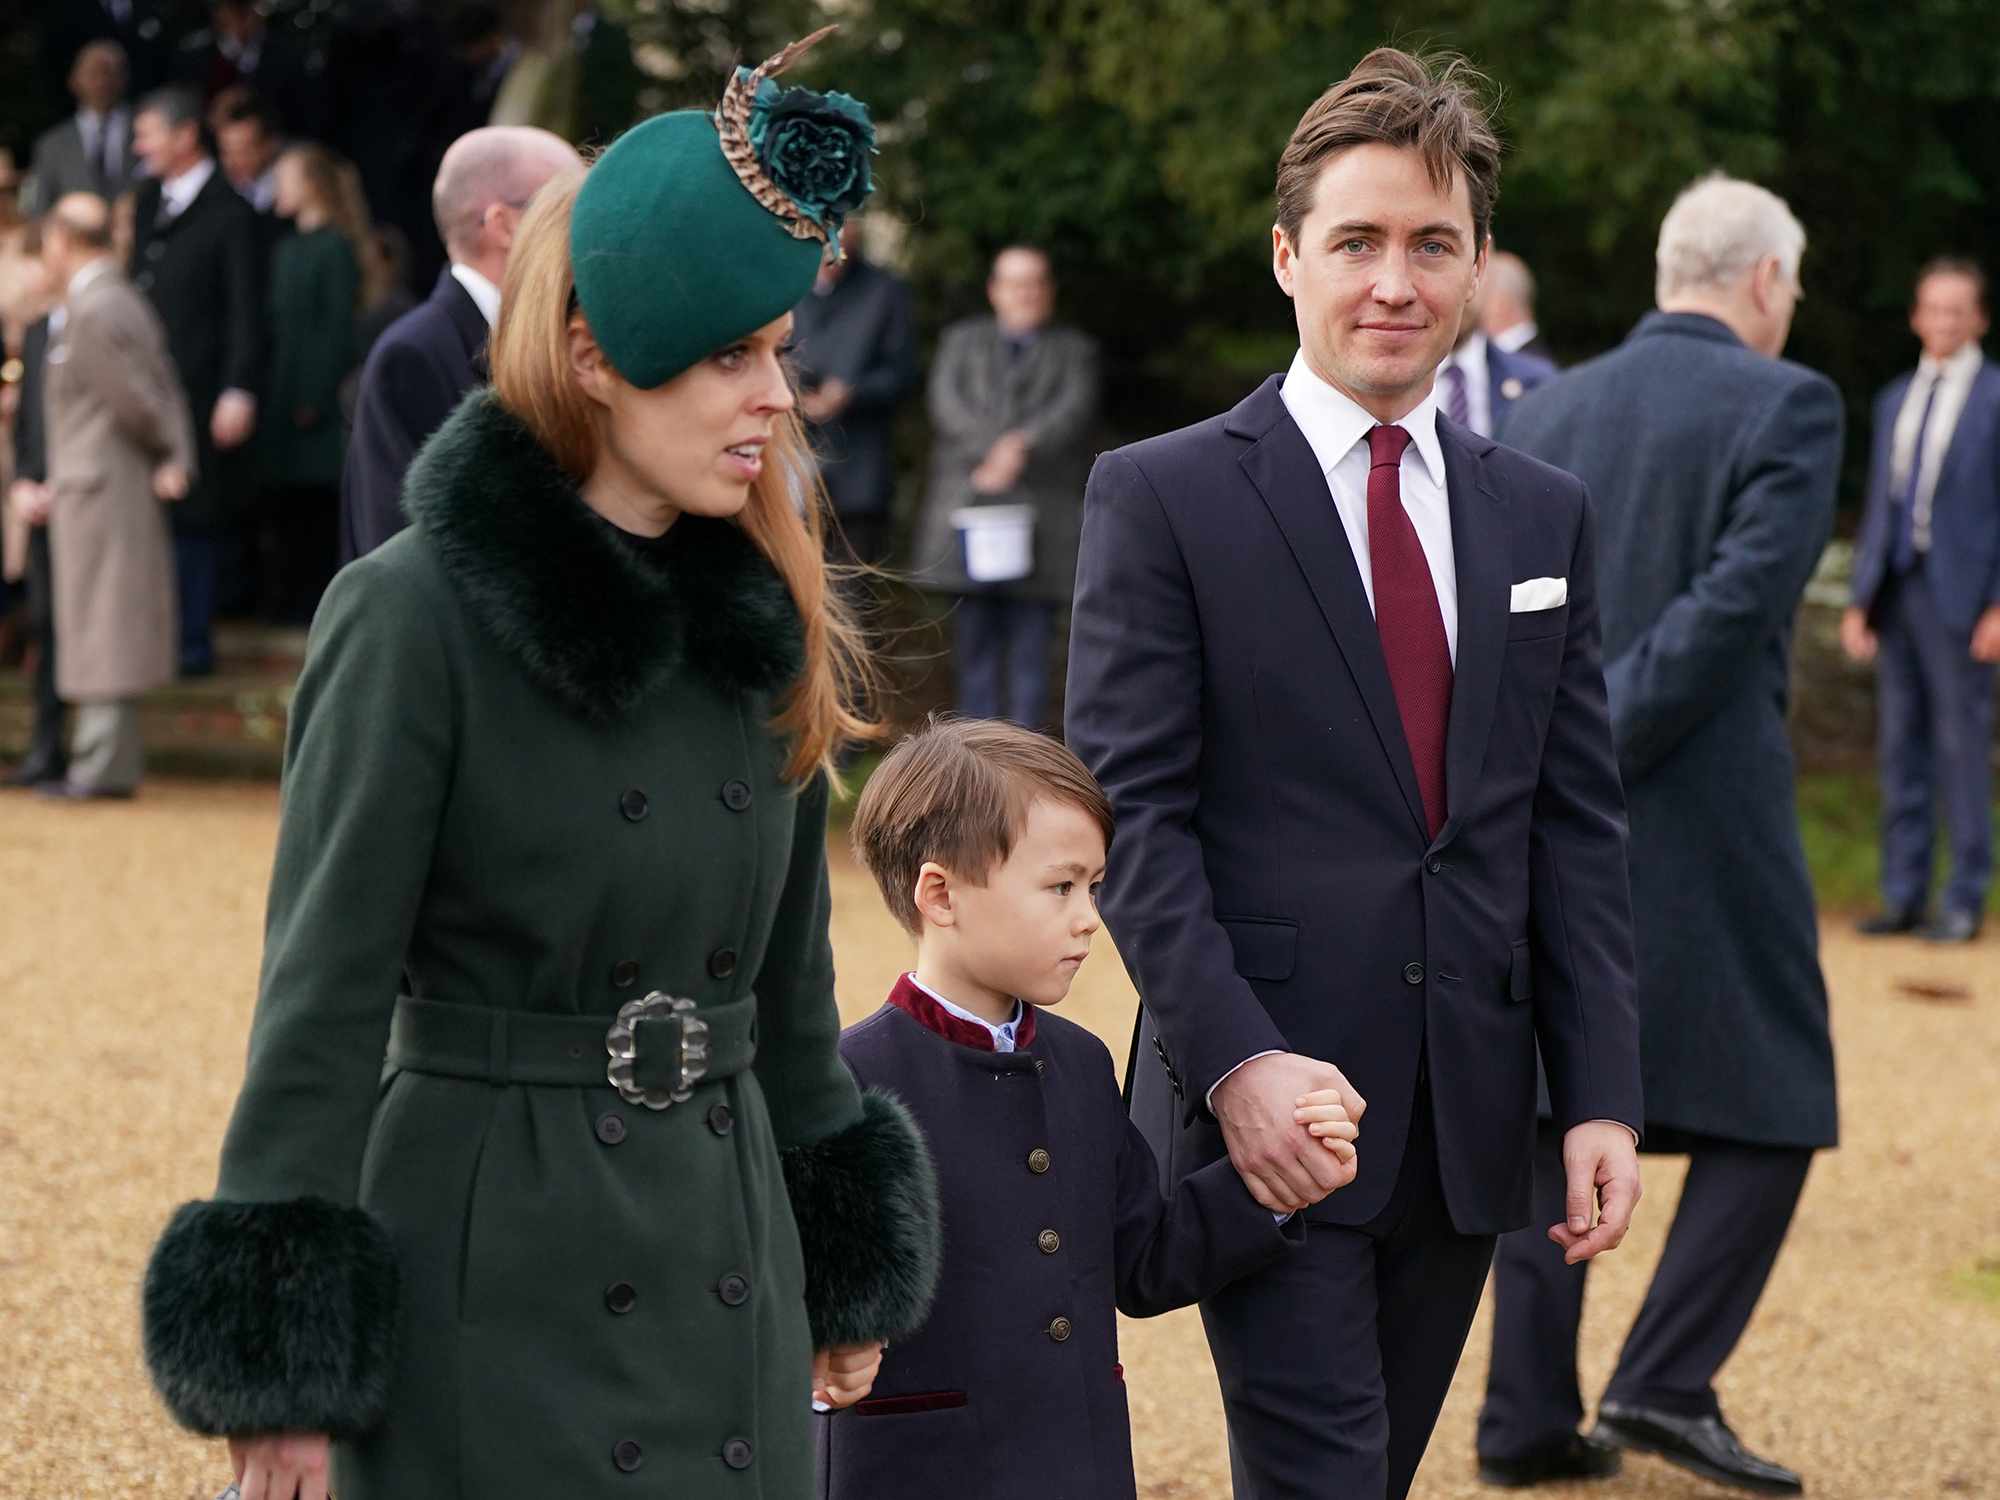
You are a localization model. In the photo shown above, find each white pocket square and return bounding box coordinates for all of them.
[1510,576,1568,612]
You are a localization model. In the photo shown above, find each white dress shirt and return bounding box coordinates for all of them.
[1279,348,1459,661]
[158,156,216,219]
[76,107,129,183]
[908,974,1024,1051]
[1891,341,1984,552]
[1491,321,1539,355]
[449,263,503,330]
[1437,331,1495,437]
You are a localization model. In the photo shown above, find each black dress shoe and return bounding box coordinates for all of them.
[2,762,63,789]
[1856,908,1924,936]
[1478,1432,1623,1487]
[35,780,136,801]
[1592,1401,1801,1494]
[1925,909,1981,944]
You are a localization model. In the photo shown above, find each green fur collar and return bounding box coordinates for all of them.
[401,391,805,721]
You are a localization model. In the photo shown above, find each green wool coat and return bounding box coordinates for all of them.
[142,392,939,1499]
[258,226,358,489]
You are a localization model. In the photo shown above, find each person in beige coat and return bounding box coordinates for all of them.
[19,193,193,798]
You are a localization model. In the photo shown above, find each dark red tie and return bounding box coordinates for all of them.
[1365,425,1452,836]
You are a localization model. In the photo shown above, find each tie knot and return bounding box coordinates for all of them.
[1368,424,1412,469]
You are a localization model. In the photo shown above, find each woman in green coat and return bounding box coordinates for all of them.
[142,38,939,1500]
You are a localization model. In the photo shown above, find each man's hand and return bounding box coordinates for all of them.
[1839,606,1877,665]
[800,377,851,425]
[211,389,256,450]
[227,1431,331,1500]
[1212,1052,1366,1214]
[971,430,1030,495]
[1547,1120,1641,1265]
[153,462,190,502]
[812,1341,885,1409]
[1971,606,2000,664]
[9,477,51,526]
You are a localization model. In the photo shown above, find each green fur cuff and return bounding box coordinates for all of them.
[143,1197,399,1438]
[781,1089,941,1348]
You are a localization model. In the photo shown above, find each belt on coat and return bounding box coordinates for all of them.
[387,992,757,1109]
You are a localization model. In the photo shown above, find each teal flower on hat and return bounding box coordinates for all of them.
[716,26,876,256]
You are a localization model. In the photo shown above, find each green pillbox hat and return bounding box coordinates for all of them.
[571,29,876,390]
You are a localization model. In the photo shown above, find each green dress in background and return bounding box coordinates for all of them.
[259,224,358,490]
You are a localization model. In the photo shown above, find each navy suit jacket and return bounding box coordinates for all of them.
[1065,376,1642,1234]
[339,270,488,563]
[1850,354,2000,636]
[1489,342,1560,437]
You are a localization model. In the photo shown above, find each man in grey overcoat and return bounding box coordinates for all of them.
[1475,175,1840,1496]
[29,193,194,799]
[911,245,1099,728]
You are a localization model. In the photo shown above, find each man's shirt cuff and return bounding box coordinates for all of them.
[1206,1049,1285,1113]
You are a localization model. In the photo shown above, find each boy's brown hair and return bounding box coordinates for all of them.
[852,717,1115,935]
[1275,47,1502,251]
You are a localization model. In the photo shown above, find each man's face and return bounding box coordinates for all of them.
[1911,272,1988,363]
[72,49,126,113]
[217,120,276,188]
[133,111,200,179]
[1273,142,1485,418]
[988,249,1055,335]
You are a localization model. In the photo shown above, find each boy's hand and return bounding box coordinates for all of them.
[1292,1089,1359,1196]
[813,1342,885,1409]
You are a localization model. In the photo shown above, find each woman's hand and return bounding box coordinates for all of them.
[812,1342,885,1409]
[227,1432,332,1500]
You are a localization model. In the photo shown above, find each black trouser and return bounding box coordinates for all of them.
[1202,1087,1498,1499]
[1478,1121,1812,1459]
[18,525,67,778]
[257,482,340,626]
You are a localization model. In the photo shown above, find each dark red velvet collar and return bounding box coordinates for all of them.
[887,973,1038,1052]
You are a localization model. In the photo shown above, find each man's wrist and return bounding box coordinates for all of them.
[1206,1050,1286,1113]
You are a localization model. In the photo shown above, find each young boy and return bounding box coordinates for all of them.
[820,718,1357,1499]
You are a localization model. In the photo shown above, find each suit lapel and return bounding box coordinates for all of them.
[1930,362,2000,500]
[1231,379,1430,839]
[1438,420,1508,841]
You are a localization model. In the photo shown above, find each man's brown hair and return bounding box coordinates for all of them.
[1275,47,1501,250]
[1914,255,1988,314]
[852,717,1114,935]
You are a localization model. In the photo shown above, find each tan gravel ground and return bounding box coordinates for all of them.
[3,779,1997,1499]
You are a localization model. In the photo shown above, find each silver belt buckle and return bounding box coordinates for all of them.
[606,992,711,1109]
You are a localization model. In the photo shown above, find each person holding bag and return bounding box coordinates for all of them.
[140,32,940,1500]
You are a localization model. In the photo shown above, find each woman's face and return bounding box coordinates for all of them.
[272,154,305,220]
[577,313,797,528]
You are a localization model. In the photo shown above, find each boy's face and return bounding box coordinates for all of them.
[929,798,1106,1012]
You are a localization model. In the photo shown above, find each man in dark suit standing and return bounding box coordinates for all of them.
[129,84,263,677]
[1483,250,1555,364]
[1438,282,1557,440]
[27,41,142,212]
[793,219,921,565]
[1844,258,2000,945]
[1065,49,1643,1500]
[338,125,577,563]
[1477,174,1840,1497]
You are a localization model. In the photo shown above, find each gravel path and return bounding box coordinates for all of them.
[3,781,1995,1497]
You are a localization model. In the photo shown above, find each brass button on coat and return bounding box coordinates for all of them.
[613,1439,644,1472]
[722,1438,754,1470]
[721,779,753,812]
[718,1273,750,1306]
[1037,1229,1061,1254]
[595,1112,627,1146]
[1026,1148,1051,1174]
[1046,1316,1072,1343]
[605,1281,636,1314]
[619,788,649,822]
[610,959,639,989]
[708,947,738,979]
[707,1102,734,1136]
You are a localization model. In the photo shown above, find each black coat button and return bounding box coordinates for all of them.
[1426,855,1443,874]
[708,1102,734,1136]
[1037,1229,1061,1254]
[721,779,753,812]
[135,270,153,290]
[605,1281,636,1314]
[146,241,166,261]
[1046,1316,1072,1343]
[722,1438,754,1470]
[595,1112,627,1145]
[1027,1148,1051,1174]
[619,789,649,822]
[1403,962,1426,986]
[610,959,639,989]
[718,1273,750,1306]
[613,1439,643,1472]
[707,947,738,979]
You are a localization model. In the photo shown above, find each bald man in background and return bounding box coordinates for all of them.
[1483,250,1555,365]
[339,126,577,562]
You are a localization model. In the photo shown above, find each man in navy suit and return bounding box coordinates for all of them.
[339,126,576,563]
[1437,284,1557,440]
[1066,48,1643,1500]
[1845,258,2000,944]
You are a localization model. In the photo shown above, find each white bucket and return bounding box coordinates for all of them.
[950,504,1036,584]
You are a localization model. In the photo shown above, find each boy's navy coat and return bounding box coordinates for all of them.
[819,984,1301,1500]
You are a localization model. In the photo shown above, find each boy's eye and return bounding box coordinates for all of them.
[1052,881,1074,896]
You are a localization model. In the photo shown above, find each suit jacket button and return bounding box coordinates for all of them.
[1027,1148,1051,1174]
[1425,855,1443,875]
[707,947,738,979]
[612,1439,643,1472]
[146,241,166,261]
[610,959,639,989]
[135,271,153,290]
[722,1438,754,1470]
[1403,962,1426,986]
[595,1112,627,1145]
[1037,1229,1061,1254]
[1046,1316,1072,1343]
[721,779,753,812]
[718,1273,751,1306]
[605,1281,637,1314]
[619,788,649,822]
[708,1102,734,1136]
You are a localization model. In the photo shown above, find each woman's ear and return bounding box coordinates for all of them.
[567,314,613,407]
[912,862,956,931]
